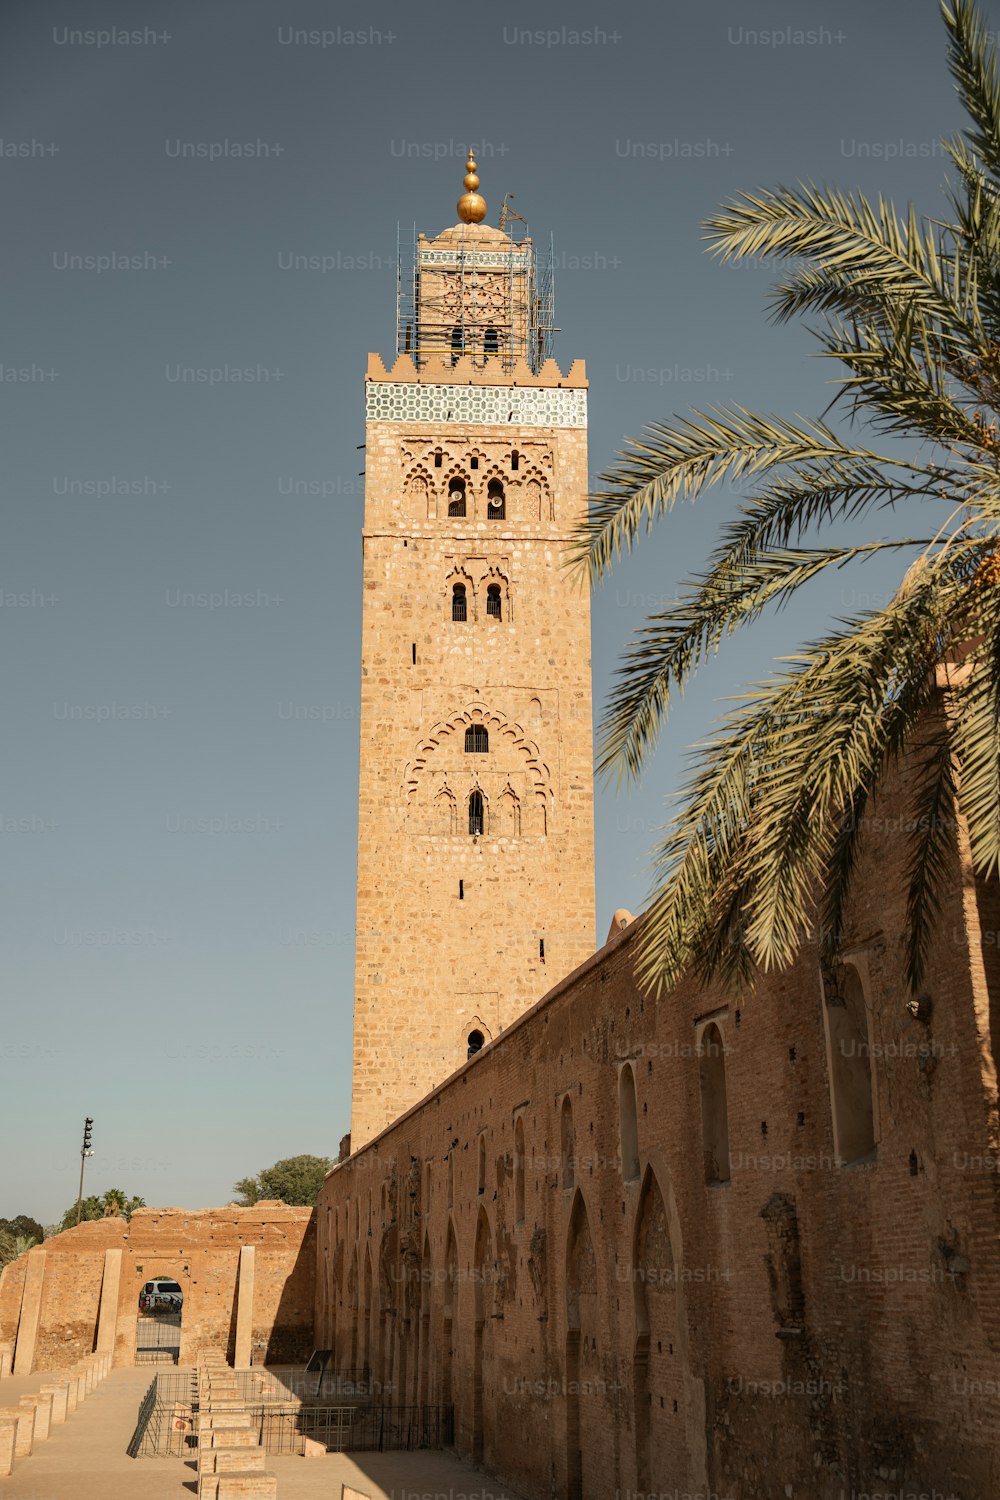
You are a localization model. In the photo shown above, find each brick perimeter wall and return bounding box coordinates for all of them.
[317,751,1000,1500]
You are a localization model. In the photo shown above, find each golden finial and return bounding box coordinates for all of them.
[457,150,487,224]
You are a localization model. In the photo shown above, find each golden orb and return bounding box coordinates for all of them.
[457,151,486,223]
[458,191,487,223]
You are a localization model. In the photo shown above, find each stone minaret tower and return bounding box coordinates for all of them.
[350,156,595,1147]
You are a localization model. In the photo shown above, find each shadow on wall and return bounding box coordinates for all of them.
[253,1214,318,1365]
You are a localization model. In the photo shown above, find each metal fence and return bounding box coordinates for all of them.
[261,1403,455,1455]
[126,1372,197,1458]
[128,1376,453,1459]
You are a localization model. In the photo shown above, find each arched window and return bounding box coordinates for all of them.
[824,964,877,1165]
[447,479,466,517]
[514,1116,525,1225]
[433,788,456,835]
[510,450,519,471]
[619,1063,640,1182]
[452,583,467,621]
[561,1095,575,1191]
[486,584,502,620]
[699,1022,731,1185]
[467,1029,485,1058]
[497,787,520,838]
[487,479,505,520]
[468,790,484,836]
[484,326,499,354]
[450,326,462,366]
[433,450,443,468]
[465,725,489,753]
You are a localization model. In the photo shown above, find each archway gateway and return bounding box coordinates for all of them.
[135,1272,183,1364]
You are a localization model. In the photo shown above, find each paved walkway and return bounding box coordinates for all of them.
[0,1367,530,1500]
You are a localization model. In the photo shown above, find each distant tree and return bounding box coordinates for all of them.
[54,1189,146,1233]
[233,1155,332,1208]
[0,1215,44,1244]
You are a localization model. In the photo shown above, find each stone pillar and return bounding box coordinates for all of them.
[11,1248,46,1375]
[40,1380,70,1423]
[95,1248,123,1361]
[233,1245,256,1368]
[0,1404,34,1458]
[0,1417,16,1477]
[21,1390,52,1442]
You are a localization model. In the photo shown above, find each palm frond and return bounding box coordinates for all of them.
[572,407,898,582]
[942,0,1000,182]
[635,570,961,995]
[592,1,1000,1001]
[705,183,982,342]
[598,538,929,785]
[950,602,1000,875]
[904,723,960,990]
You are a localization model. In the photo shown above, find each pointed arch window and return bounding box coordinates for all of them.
[487,479,505,520]
[452,583,467,622]
[486,584,502,620]
[465,725,489,753]
[561,1096,575,1192]
[619,1063,640,1182]
[468,790,484,836]
[699,1022,731,1185]
[514,1116,525,1226]
[484,326,499,354]
[468,1029,485,1059]
[448,478,466,517]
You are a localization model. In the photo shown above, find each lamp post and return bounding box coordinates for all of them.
[75,1117,94,1227]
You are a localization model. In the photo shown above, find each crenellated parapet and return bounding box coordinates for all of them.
[365,351,587,388]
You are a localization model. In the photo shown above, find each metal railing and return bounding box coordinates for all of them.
[126,1372,197,1457]
[129,1389,454,1458]
[261,1402,455,1455]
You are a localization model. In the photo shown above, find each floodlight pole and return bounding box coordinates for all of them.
[75,1117,94,1227]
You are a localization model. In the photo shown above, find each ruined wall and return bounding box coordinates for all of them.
[0,1202,315,1372]
[317,755,1000,1500]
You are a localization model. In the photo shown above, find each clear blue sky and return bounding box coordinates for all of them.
[1,0,985,1223]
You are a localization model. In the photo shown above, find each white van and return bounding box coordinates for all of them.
[139,1278,183,1312]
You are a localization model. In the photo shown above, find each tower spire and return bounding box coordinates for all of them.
[457,150,487,224]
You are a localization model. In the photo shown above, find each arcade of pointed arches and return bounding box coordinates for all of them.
[401,439,554,523]
[445,562,512,625]
[320,1142,693,1491]
[403,704,551,839]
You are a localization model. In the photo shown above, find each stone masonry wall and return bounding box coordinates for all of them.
[352,351,596,1147]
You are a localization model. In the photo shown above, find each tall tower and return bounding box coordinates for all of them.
[351,156,595,1147]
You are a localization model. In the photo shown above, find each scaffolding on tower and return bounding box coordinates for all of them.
[396,213,556,375]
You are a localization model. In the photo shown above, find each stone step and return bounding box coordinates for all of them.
[199,1473,277,1499]
[199,1445,267,1474]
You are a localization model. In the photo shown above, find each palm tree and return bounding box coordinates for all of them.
[0,1232,39,1268]
[575,0,1000,997]
[100,1189,145,1221]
